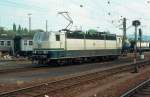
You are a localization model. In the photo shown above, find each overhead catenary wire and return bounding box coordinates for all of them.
[66,0,121,31]
[0,0,134,30]
[0,0,149,34]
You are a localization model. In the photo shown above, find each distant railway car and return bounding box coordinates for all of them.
[32,30,122,64]
[0,35,14,56]
[14,35,33,56]
[137,41,150,51]
[130,40,150,52]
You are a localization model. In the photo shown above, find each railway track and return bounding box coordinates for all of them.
[120,79,150,97]
[0,58,27,62]
[0,57,131,74]
[0,67,43,74]
[0,56,146,75]
[0,60,150,97]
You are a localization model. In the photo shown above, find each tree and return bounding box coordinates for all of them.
[24,28,28,33]
[0,27,4,33]
[87,29,98,35]
[13,23,17,32]
[17,25,22,35]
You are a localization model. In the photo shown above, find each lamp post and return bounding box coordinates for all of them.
[46,20,48,33]
[132,20,141,73]
[28,13,32,32]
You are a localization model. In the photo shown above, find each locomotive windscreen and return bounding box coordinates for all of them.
[33,32,49,43]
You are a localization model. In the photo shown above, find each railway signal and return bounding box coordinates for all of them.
[121,18,127,55]
[132,20,141,73]
[139,28,144,59]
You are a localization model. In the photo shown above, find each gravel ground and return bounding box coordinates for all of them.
[0,52,149,95]
[0,54,135,93]
[39,65,150,97]
[0,56,135,84]
[0,65,150,96]
[0,60,32,70]
[76,65,150,97]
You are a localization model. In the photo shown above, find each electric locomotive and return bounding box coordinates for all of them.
[32,30,122,64]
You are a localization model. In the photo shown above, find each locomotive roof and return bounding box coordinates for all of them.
[66,31,116,40]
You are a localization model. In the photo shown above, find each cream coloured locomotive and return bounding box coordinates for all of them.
[32,30,122,64]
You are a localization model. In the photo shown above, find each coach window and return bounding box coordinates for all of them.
[56,35,60,41]
[29,41,33,45]
[7,41,11,46]
[24,40,27,45]
[0,41,4,46]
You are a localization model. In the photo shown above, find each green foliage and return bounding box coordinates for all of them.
[0,27,5,33]
[13,23,17,32]
[87,29,98,35]
[24,28,28,33]
[0,24,44,38]
[17,25,22,34]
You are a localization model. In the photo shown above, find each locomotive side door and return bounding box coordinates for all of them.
[59,33,65,49]
[59,33,66,57]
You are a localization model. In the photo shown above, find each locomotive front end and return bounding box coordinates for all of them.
[32,32,51,63]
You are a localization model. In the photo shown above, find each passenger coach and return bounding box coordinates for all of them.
[14,35,33,56]
[0,35,14,57]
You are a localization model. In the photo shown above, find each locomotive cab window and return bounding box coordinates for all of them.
[56,35,60,41]
[42,32,49,41]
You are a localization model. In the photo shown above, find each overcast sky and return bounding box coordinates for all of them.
[0,0,150,35]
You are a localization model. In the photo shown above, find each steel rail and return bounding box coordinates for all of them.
[120,79,150,97]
